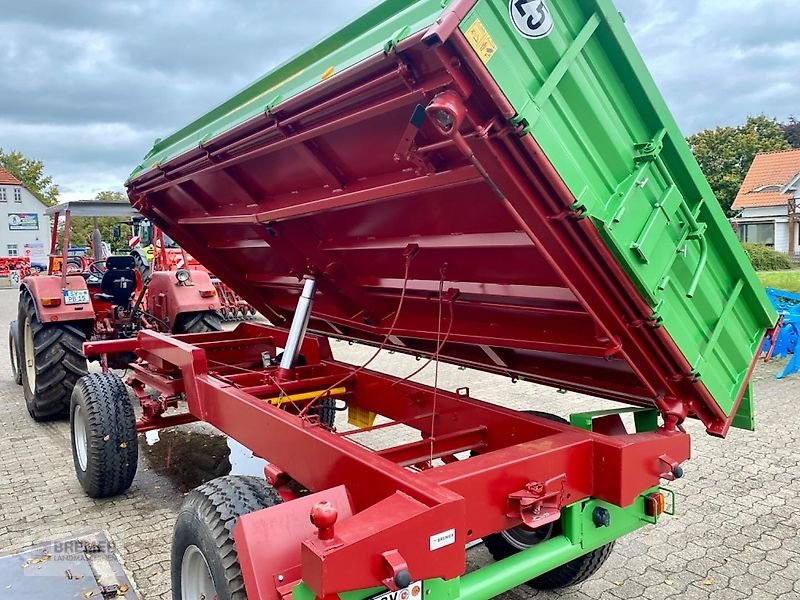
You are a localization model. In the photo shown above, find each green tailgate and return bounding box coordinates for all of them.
[458,0,776,417]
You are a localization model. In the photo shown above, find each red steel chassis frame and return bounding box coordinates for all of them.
[85,323,690,598]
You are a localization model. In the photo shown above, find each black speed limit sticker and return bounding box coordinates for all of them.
[508,0,554,39]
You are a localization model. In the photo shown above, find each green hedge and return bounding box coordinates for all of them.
[742,243,794,271]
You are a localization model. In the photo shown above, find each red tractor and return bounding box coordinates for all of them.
[9,200,223,421]
[130,217,257,321]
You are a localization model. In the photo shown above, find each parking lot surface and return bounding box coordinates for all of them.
[0,287,798,599]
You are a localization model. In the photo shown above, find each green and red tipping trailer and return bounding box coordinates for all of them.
[78,0,777,598]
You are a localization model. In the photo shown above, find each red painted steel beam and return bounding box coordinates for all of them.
[136,412,198,433]
[375,426,488,467]
[135,71,454,196]
[176,165,481,227]
[254,165,481,223]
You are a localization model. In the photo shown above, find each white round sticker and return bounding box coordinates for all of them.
[508,0,554,39]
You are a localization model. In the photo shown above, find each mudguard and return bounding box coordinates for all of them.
[21,275,96,325]
[146,270,222,327]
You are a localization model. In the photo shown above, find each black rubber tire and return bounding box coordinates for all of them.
[70,372,138,498]
[18,290,88,421]
[171,475,283,600]
[530,542,615,589]
[309,397,337,429]
[172,310,223,334]
[482,410,612,589]
[9,320,21,386]
[132,252,151,282]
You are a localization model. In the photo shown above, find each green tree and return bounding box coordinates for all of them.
[67,191,133,254]
[0,148,60,206]
[687,115,790,216]
[782,116,800,149]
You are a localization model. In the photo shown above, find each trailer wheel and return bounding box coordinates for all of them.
[173,311,223,334]
[172,475,283,600]
[18,290,88,420]
[9,320,22,385]
[309,398,337,429]
[70,373,138,498]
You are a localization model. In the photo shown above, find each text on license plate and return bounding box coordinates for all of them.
[64,289,90,305]
[368,582,423,600]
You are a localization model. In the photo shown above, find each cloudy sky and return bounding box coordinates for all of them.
[1,0,798,201]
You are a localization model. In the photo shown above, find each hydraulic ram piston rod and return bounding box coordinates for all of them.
[279,277,318,373]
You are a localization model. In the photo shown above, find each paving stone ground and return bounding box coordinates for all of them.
[0,287,798,599]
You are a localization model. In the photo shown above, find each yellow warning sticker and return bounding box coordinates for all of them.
[465,18,497,65]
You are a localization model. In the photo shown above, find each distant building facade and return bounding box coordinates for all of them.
[0,167,51,265]
[732,149,800,256]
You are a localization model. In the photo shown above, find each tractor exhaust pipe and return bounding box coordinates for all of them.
[279,277,318,374]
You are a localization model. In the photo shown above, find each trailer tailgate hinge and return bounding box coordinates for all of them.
[384,26,411,54]
[506,474,567,528]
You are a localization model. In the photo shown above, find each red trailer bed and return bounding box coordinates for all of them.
[127,28,758,436]
[69,1,776,598]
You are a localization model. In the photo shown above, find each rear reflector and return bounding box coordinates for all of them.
[199,289,216,298]
[42,297,62,307]
[644,492,665,517]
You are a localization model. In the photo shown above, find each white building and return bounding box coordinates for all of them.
[732,149,800,256]
[0,167,51,266]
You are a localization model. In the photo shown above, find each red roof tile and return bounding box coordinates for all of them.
[732,149,800,209]
[0,167,22,186]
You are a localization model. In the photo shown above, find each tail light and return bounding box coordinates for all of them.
[42,297,62,307]
[644,492,665,517]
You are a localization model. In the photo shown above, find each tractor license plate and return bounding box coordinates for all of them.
[63,289,90,305]
[368,582,423,600]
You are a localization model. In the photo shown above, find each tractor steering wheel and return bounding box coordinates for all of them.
[90,260,107,274]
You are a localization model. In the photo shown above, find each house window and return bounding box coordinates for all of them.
[737,222,775,246]
[0,188,6,202]
[13,188,22,203]
[6,244,18,257]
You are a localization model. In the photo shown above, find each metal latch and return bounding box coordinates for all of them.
[506,475,566,528]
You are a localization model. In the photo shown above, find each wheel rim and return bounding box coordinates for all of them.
[181,545,217,600]
[9,330,18,378]
[73,404,89,472]
[23,317,35,387]
[500,521,555,551]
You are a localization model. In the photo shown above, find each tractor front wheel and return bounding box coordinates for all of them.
[18,291,88,420]
[9,320,21,385]
[70,373,138,498]
[172,311,223,335]
[171,475,283,600]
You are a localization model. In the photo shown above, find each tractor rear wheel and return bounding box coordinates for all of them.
[18,291,88,420]
[482,410,614,589]
[171,475,283,600]
[9,320,21,385]
[70,373,138,498]
[173,311,223,335]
